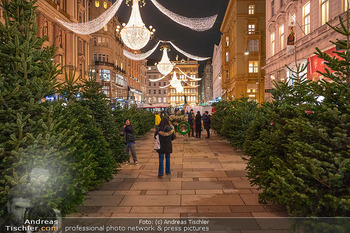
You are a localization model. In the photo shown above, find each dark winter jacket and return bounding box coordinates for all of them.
[203,114,211,129]
[188,112,194,125]
[195,114,202,131]
[121,125,135,144]
[155,125,175,154]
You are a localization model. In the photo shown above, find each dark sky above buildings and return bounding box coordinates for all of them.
[115,0,229,71]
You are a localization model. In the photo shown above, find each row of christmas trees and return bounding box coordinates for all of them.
[212,16,350,217]
[0,0,154,217]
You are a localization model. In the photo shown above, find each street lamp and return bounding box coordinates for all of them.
[244,42,261,106]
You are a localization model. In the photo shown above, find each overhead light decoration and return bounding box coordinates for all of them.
[156,46,174,76]
[176,85,184,93]
[170,71,181,88]
[116,0,155,50]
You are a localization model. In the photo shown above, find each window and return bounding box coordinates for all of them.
[93,37,97,46]
[248,24,255,34]
[271,32,275,56]
[163,82,166,86]
[321,0,329,25]
[249,61,258,73]
[102,54,105,62]
[154,90,156,94]
[58,55,63,67]
[149,82,151,86]
[159,82,161,86]
[153,82,156,86]
[58,30,63,47]
[149,90,151,94]
[226,36,229,46]
[163,90,166,94]
[345,0,349,11]
[98,54,101,61]
[121,63,123,70]
[280,0,283,7]
[271,0,275,16]
[163,97,166,103]
[279,24,284,50]
[303,2,311,35]
[93,54,97,61]
[226,52,229,62]
[248,40,259,52]
[104,1,107,9]
[97,37,101,45]
[95,1,99,7]
[104,25,108,31]
[44,20,48,37]
[78,12,82,23]
[248,4,255,14]
[158,98,162,103]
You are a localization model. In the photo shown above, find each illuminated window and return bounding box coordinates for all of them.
[345,0,349,11]
[104,25,108,31]
[248,4,255,14]
[226,36,229,46]
[104,1,107,9]
[154,90,156,94]
[248,24,255,34]
[303,2,311,35]
[321,0,329,25]
[271,32,275,56]
[163,97,166,102]
[226,52,229,62]
[95,1,99,7]
[249,61,258,73]
[279,24,284,50]
[121,63,123,70]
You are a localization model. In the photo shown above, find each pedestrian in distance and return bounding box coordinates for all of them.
[121,119,138,164]
[154,118,175,178]
[203,111,211,138]
[195,111,202,138]
[187,109,195,137]
[155,112,161,131]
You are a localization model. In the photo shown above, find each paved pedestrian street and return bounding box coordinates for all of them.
[71,130,288,218]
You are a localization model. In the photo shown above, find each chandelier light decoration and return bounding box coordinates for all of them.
[150,0,217,32]
[124,41,210,61]
[116,0,156,50]
[56,0,123,35]
[156,46,175,76]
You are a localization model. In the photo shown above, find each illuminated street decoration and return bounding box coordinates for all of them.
[177,67,201,80]
[156,46,174,76]
[150,0,217,32]
[123,41,161,60]
[56,0,123,35]
[149,75,166,82]
[124,41,210,61]
[117,0,155,50]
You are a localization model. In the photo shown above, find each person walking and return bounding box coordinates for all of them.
[154,118,175,178]
[203,111,211,138]
[121,119,138,164]
[195,111,202,138]
[155,112,161,130]
[187,109,195,137]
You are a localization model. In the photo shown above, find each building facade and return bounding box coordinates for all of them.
[36,0,91,84]
[221,0,266,103]
[201,60,213,104]
[145,61,169,106]
[90,0,145,104]
[264,0,348,101]
[168,59,199,106]
[212,41,223,101]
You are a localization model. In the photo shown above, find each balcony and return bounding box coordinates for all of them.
[94,61,115,67]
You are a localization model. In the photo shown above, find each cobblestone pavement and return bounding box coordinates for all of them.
[72,129,288,218]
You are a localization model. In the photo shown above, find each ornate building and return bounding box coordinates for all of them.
[264,0,348,101]
[90,0,145,104]
[221,0,266,103]
[36,0,91,84]
[145,60,169,106]
[212,41,223,101]
[168,59,199,106]
[202,59,213,105]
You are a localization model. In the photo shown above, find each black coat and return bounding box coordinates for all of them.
[188,112,194,125]
[203,115,211,129]
[121,125,135,144]
[195,114,202,131]
[155,125,175,154]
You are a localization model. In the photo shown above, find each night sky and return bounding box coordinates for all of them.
[114,0,229,72]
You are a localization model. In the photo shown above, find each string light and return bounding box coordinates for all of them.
[149,75,167,82]
[123,41,161,60]
[117,0,155,50]
[150,0,217,32]
[156,46,174,76]
[183,80,199,87]
[177,67,202,81]
[56,0,123,35]
[169,41,211,61]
